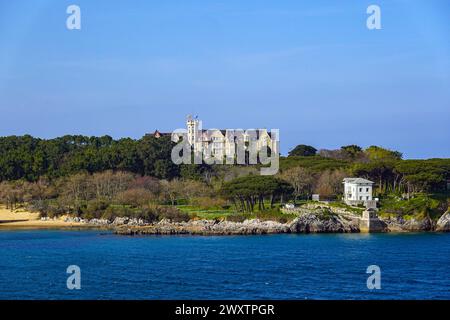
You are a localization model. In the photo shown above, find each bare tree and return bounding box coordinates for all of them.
[181,179,211,203]
[160,179,184,205]
[91,171,134,200]
[279,167,315,202]
[115,188,156,207]
[314,169,348,200]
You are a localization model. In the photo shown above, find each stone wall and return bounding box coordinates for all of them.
[359,209,387,232]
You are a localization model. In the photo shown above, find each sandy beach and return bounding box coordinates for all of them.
[0,207,88,229]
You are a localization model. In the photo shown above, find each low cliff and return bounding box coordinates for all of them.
[114,212,360,236]
[63,206,450,235]
[436,212,450,232]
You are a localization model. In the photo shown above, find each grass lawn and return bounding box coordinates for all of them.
[176,204,297,222]
[176,205,235,220]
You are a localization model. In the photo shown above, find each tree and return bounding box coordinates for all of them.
[365,146,402,161]
[58,173,94,214]
[160,179,184,205]
[129,176,161,195]
[0,181,25,210]
[0,133,181,182]
[180,163,212,181]
[279,167,315,202]
[181,179,210,203]
[288,145,317,157]
[137,135,179,179]
[318,149,346,160]
[115,188,156,207]
[341,145,363,159]
[394,160,447,197]
[314,169,347,200]
[91,171,134,200]
[221,175,293,212]
[352,160,396,195]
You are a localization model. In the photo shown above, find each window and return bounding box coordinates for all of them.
[359,196,362,200]
[366,196,369,200]
[359,188,362,192]
[366,188,369,192]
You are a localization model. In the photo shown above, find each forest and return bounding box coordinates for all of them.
[0,134,449,221]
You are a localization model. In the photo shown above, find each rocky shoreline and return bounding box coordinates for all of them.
[112,212,450,236]
[50,208,450,235]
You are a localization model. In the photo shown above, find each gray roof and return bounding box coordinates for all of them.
[200,129,272,138]
[343,178,374,184]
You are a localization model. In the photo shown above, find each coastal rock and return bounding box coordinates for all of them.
[112,217,129,225]
[210,219,290,235]
[403,217,434,231]
[382,216,434,232]
[112,206,446,235]
[110,217,149,226]
[436,212,450,232]
[289,214,359,233]
[63,216,88,223]
[88,218,110,225]
[128,218,147,226]
[114,213,361,235]
[115,219,291,235]
[286,203,362,217]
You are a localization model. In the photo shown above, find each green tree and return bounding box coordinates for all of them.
[288,145,317,157]
[365,146,402,161]
[221,175,293,212]
[341,145,363,159]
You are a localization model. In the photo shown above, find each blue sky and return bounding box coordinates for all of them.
[0,0,449,158]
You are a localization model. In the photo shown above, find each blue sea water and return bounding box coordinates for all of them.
[0,230,448,300]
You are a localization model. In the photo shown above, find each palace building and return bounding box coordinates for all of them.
[154,115,276,158]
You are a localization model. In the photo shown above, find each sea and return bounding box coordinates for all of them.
[0,230,448,299]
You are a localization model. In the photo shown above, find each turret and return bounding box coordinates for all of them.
[186,115,199,145]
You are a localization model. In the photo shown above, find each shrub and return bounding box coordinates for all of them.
[158,206,190,222]
[83,199,110,219]
[102,205,133,220]
[130,207,159,221]
[34,200,66,218]
[190,197,228,210]
[115,188,156,207]
[226,214,248,223]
